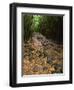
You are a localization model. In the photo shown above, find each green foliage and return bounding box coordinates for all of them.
[23,15,33,42]
[39,16,63,43]
[32,15,42,32]
[23,14,63,43]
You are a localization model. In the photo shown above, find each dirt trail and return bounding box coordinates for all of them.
[22,32,63,75]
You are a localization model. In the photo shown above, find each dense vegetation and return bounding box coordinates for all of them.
[22,14,63,75]
[23,14,63,44]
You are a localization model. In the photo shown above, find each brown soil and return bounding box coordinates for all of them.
[22,32,63,75]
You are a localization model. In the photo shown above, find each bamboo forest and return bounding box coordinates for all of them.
[22,14,63,75]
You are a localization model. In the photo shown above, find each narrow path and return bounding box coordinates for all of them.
[23,32,63,75]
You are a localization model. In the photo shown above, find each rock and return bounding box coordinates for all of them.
[49,67,55,73]
[32,32,50,46]
[47,56,53,64]
[43,66,48,71]
[53,64,63,73]
[42,57,48,65]
[32,65,43,72]
[23,32,63,75]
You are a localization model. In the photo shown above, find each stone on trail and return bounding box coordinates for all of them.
[23,32,63,75]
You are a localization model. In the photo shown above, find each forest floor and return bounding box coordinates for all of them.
[22,32,63,75]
